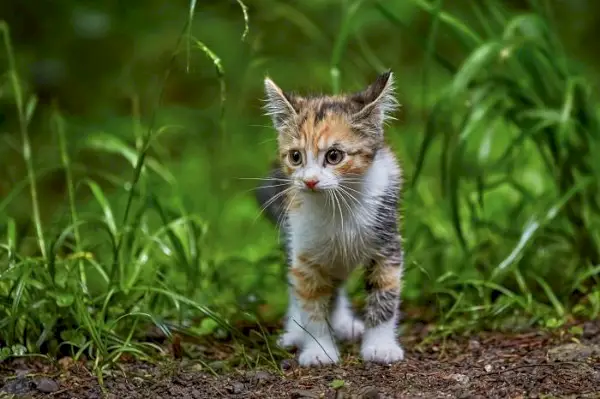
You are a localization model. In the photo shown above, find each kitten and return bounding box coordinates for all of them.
[255,71,405,367]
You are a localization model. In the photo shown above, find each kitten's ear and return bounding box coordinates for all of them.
[351,70,398,125]
[263,77,299,131]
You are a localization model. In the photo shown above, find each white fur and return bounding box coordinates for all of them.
[280,148,402,366]
[332,291,364,341]
[277,293,304,349]
[360,317,404,364]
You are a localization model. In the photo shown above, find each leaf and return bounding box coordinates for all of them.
[84,133,174,184]
[330,379,345,389]
[10,344,26,356]
[450,41,503,98]
[81,179,117,236]
[494,176,596,275]
[25,96,38,125]
[0,347,11,361]
[55,292,74,307]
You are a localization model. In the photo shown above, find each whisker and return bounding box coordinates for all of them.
[255,183,291,190]
[236,177,293,182]
[276,191,297,243]
[332,190,344,238]
[337,186,361,207]
[234,183,290,198]
[339,184,363,197]
[253,186,294,223]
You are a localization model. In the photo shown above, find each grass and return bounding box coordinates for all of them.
[0,0,599,374]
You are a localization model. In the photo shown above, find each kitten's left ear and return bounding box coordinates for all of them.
[263,77,300,132]
[351,70,398,125]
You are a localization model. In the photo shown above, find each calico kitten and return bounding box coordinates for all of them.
[256,71,405,367]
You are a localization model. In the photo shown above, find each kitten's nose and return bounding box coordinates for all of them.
[304,179,319,189]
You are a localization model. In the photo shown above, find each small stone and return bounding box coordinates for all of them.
[36,377,59,393]
[547,343,600,362]
[58,356,74,370]
[450,373,470,384]
[14,369,29,378]
[208,360,226,372]
[291,389,320,398]
[583,321,600,339]
[356,386,380,399]
[335,386,349,399]
[228,382,245,394]
[281,358,296,370]
[191,363,204,372]
[2,376,32,395]
[484,364,493,373]
[468,339,481,351]
[252,370,275,385]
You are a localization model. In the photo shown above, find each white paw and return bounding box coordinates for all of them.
[277,331,303,349]
[334,318,365,342]
[298,343,340,367]
[360,341,404,364]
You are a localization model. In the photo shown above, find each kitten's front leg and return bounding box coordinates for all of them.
[287,258,339,367]
[361,242,405,364]
[278,290,304,349]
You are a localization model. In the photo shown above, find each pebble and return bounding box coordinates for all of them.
[228,382,246,394]
[484,364,493,373]
[251,370,275,385]
[14,369,29,378]
[281,358,296,370]
[291,389,320,398]
[468,339,481,352]
[547,343,600,362]
[208,360,226,372]
[356,386,380,399]
[36,377,59,393]
[583,321,600,339]
[450,373,470,384]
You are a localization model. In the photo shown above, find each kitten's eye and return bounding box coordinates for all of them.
[289,150,303,166]
[325,149,344,165]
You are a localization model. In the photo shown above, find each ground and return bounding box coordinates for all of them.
[1,321,600,399]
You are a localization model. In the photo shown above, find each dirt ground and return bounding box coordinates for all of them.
[1,320,600,399]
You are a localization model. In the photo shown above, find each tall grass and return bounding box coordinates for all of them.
[0,16,254,369]
[378,0,600,329]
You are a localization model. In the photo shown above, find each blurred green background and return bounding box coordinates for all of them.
[1,0,600,362]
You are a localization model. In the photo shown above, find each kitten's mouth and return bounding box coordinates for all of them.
[302,187,321,193]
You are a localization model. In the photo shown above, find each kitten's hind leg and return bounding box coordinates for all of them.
[360,240,405,364]
[332,287,364,342]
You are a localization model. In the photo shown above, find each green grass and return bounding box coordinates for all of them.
[0,0,599,372]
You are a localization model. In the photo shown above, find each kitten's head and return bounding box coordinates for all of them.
[263,70,398,193]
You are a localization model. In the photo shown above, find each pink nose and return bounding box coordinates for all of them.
[304,179,319,189]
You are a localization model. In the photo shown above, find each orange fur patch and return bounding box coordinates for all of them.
[289,266,334,302]
[367,264,401,292]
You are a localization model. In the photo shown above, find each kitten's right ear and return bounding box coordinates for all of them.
[264,77,298,131]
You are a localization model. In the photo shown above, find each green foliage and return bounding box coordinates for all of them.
[380,0,600,329]
[0,0,599,369]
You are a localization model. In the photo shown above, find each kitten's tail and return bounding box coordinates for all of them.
[254,162,289,225]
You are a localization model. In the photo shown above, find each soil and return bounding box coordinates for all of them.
[1,320,600,399]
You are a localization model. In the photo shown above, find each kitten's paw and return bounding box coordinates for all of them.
[277,331,303,349]
[298,344,339,367]
[360,341,404,364]
[334,318,365,342]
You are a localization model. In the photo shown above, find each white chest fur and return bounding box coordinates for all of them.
[287,149,400,278]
